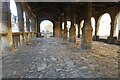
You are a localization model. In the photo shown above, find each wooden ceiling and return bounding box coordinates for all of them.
[27,2,120,22]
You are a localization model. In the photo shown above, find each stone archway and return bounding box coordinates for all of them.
[114,11,120,39]
[97,13,111,39]
[40,20,53,37]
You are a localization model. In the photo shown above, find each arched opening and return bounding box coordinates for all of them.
[91,17,95,36]
[10,0,19,32]
[115,12,120,39]
[67,21,71,39]
[40,20,53,37]
[80,20,84,36]
[23,12,27,32]
[117,13,120,39]
[62,21,71,39]
[29,19,32,32]
[98,13,111,39]
[76,24,78,37]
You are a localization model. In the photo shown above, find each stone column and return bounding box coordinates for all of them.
[77,18,81,38]
[21,17,26,43]
[118,30,120,40]
[60,17,63,37]
[0,2,2,56]
[63,13,67,41]
[20,2,28,44]
[107,16,117,44]
[34,18,37,37]
[36,19,40,37]
[2,2,14,56]
[93,17,99,41]
[0,37,2,57]
[7,7,14,51]
[81,3,93,50]
[17,2,24,45]
[54,21,60,37]
[26,14,30,42]
[26,14,30,32]
[69,5,76,43]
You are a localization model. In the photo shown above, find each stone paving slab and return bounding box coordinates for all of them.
[2,37,119,78]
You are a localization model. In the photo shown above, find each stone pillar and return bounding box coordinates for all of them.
[0,2,2,56]
[22,18,28,44]
[53,24,55,37]
[36,19,41,37]
[34,18,37,37]
[81,3,93,50]
[107,16,117,43]
[28,15,31,42]
[118,30,120,40]
[77,18,80,38]
[69,5,76,43]
[21,17,26,44]
[26,14,30,32]
[7,8,14,51]
[93,17,99,41]
[60,17,63,37]
[2,2,14,56]
[26,14,31,42]
[17,2,24,45]
[20,2,30,44]
[54,21,60,37]
[63,13,67,41]
[0,37,2,57]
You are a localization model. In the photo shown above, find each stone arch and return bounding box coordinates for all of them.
[40,20,53,37]
[113,11,120,38]
[97,13,111,39]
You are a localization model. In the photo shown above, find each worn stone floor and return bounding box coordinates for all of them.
[2,37,120,78]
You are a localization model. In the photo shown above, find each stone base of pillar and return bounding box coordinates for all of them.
[69,28,76,43]
[63,36,67,42]
[69,37,76,43]
[114,39,120,45]
[107,36,117,44]
[93,35,99,41]
[36,32,41,37]
[1,36,14,57]
[63,30,68,42]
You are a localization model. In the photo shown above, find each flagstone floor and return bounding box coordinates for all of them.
[2,37,119,78]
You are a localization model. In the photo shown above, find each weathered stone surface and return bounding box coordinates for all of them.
[2,37,119,78]
[37,63,47,72]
